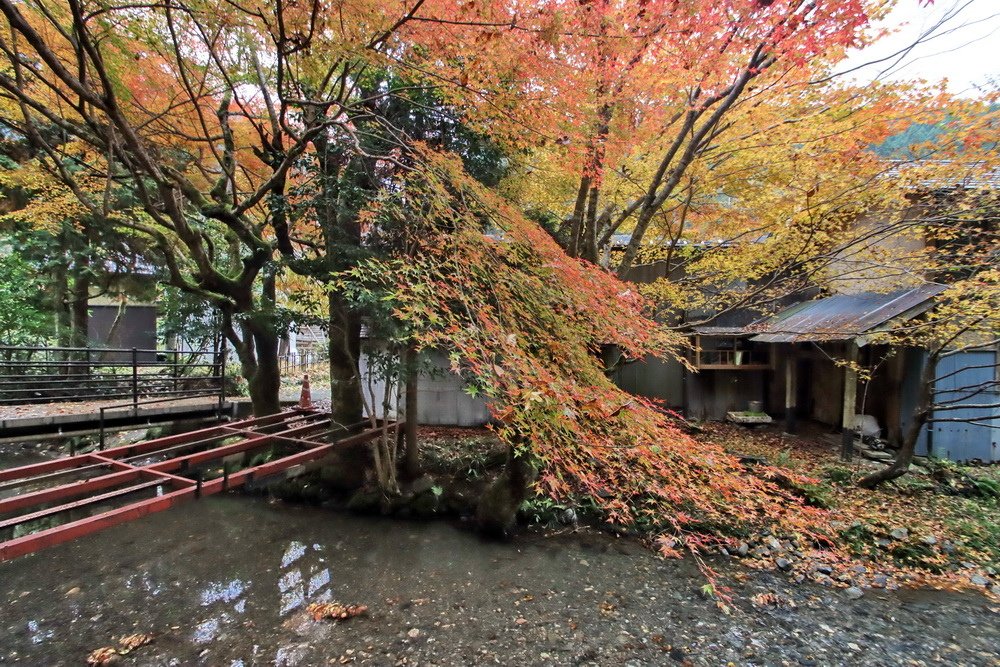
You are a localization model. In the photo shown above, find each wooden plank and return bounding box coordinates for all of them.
[0,468,143,515]
[0,479,166,531]
[0,487,195,562]
[0,454,107,484]
[144,418,333,473]
[97,409,311,459]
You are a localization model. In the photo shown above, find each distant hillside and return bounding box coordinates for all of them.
[874,105,997,158]
[872,121,947,158]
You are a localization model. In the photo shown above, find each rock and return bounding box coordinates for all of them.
[872,575,888,589]
[410,489,441,518]
[920,535,937,546]
[889,527,909,540]
[844,587,864,600]
[410,475,436,495]
[970,575,989,587]
[345,488,382,514]
[737,542,750,557]
[766,537,782,551]
[476,457,535,538]
[776,558,792,571]
[558,508,578,525]
[814,565,833,576]
[65,586,81,596]
[876,538,891,548]
[407,628,421,639]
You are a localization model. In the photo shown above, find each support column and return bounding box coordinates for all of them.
[885,349,905,446]
[784,344,797,434]
[841,340,859,461]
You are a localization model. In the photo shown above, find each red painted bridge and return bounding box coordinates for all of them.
[0,409,397,561]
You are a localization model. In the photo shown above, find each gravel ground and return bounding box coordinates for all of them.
[1,496,997,666]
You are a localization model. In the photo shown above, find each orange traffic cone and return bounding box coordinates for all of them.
[299,373,313,409]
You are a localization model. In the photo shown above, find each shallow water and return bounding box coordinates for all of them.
[1,450,998,666]
[0,495,649,665]
[0,443,50,471]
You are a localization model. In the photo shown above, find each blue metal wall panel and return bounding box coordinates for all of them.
[927,351,999,462]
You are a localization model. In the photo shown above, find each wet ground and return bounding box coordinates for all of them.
[1,492,998,666]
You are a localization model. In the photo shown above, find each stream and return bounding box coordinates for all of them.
[1,443,998,666]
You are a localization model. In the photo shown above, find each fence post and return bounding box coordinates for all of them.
[218,345,226,417]
[99,407,105,450]
[173,349,179,394]
[132,347,138,413]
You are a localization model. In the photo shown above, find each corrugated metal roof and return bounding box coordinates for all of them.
[691,326,752,336]
[749,284,946,343]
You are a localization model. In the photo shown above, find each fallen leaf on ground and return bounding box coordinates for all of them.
[118,633,154,652]
[86,647,118,666]
[307,602,369,622]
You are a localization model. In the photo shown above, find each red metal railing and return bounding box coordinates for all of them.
[0,409,401,561]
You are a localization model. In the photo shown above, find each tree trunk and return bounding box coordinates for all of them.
[858,352,935,488]
[53,228,71,349]
[402,344,420,480]
[223,311,282,417]
[476,445,536,537]
[247,326,281,416]
[329,292,364,427]
[69,271,89,348]
[565,175,590,258]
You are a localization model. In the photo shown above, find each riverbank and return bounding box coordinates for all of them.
[2,494,998,666]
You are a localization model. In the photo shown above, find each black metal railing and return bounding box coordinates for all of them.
[0,345,226,406]
[279,349,327,375]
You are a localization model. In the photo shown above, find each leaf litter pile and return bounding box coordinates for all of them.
[307,602,369,622]
[85,633,155,665]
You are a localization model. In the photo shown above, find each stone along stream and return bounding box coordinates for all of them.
[1,444,999,666]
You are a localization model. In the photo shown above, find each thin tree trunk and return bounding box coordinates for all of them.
[402,344,420,479]
[566,175,591,258]
[858,353,935,488]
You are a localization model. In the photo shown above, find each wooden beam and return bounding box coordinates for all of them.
[784,345,797,434]
[841,341,859,461]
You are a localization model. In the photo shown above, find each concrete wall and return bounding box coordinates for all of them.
[612,355,684,409]
[360,349,490,427]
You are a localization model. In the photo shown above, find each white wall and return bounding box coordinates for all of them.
[360,349,491,427]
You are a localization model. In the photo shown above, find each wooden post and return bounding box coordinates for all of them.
[885,349,905,446]
[841,340,859,461]
[784,345,797,434]
[402,345,420,479]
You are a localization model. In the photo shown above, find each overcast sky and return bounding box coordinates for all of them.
[837,0,999,96]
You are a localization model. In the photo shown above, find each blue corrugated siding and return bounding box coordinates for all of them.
[916,351,1000,462]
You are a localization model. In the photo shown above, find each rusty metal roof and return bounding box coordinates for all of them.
[691,326,753,336]
[749,284,946,343]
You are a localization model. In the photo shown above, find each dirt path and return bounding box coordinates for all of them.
[1,496,996,666]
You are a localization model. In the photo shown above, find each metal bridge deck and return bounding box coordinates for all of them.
[0,409,397,561]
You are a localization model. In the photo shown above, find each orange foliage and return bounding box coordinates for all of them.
[369,147,834,560]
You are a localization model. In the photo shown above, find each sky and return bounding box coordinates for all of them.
[837,0,1000,96]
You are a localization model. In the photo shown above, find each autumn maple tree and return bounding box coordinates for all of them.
[0,0,452,416]
[350,147,832,555]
